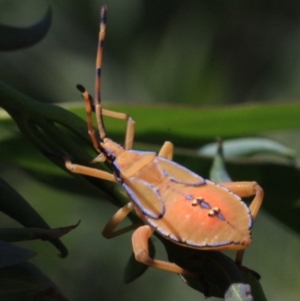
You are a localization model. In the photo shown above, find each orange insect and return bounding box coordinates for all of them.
[64,5,264,277]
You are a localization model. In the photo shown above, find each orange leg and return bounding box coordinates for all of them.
[158,141,174,160]
[132,225,196,277]
[102,202,143,239]
[219,181,264,265]
[64,156,117,182]
[102,109,136,150]
[219,181,264,220]
[103,203,196,277]
[78,85,136,153]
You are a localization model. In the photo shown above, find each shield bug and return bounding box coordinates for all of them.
[64,5,264,277]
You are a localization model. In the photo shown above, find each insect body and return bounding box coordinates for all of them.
[64,5,264,277]
[105,142,253,250]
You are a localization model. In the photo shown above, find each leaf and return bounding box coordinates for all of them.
[0,178,69,257]
[123,238,155,283]
[0,83,295,299]
[0,240,36,268]
[0,6,52,51]
[94,102,300,147]
[242,270,268,301]
[209,138,232,183]
[162,237,267,300]
[0,262,69,301]
[161,237,256,300]
[0,221,80,242]
[224,282,253,301]
[198,137,296,160]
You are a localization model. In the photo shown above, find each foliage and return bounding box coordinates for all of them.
[0,79,266,300]
[2,77,300,300]
[1,2,300,301]
[0,5,52,51]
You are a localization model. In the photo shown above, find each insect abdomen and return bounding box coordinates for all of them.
[147,181,252,250]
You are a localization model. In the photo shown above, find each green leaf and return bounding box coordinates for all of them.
[0,81,91,161]
[0,178,69,257]
[0,6,52,51]
[209,138,232,183]
[0,221,80,242]
[0,241,36,268]
[242,270,268,301]
[94,102,300,147]
[198,137,296,160]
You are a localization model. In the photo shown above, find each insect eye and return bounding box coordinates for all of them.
[107,152,115,161]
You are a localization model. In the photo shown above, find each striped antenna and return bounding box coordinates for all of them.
[95,5,107,140]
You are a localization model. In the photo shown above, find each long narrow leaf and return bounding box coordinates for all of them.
[0,221,80,242]
[0,6,52,51]
[0,178,68,257]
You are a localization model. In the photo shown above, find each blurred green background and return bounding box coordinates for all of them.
[2,0,300,105]
[1,0,300,300]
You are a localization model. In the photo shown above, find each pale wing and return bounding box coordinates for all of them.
[122,178,165,219]
[156,157,205,186]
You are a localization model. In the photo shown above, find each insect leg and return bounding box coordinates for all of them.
[101,109,136,150]
[158,141,174,160]
[102,202,143,238]
[219,181,264,220]
[77,85,136,154]
[77,84,102,153]
[64,156,117,182]
[132,225,196,277]
[219,181,264,265]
